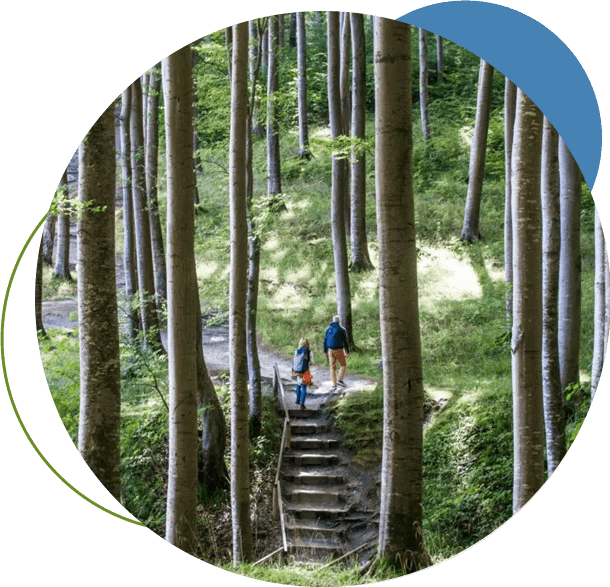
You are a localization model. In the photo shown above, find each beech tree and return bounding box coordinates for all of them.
[541,116,565,476]
[504,78,517,326]
[511,90,544,512]
[558,138,582,394]
[435,34,443,79]
[266,15,283,208]
[460,59,494,243]
[591,208,605,400]
[418,28,431,140]
[349,12,373,272]
[76,103,121,500]
[328,11,354,349]
[35,240,45,336]
[53,170,72,280]
[229,21,252,563]
[130,77,162,348]
[162,44,199,554]
[296,12,309,158]
[374,17,429,570]
[41,212,56,267]
[340,12,351,237]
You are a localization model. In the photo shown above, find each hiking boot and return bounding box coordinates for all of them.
[300,403,305,410]
[337,380,346,387]
[330,387,337,393]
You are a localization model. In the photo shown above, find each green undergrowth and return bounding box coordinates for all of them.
[41,265,77,300]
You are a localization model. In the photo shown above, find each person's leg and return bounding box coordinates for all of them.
[329,349,337,387]
[298,385,307,407]
[295,383,303,404]
[336,349,346,384]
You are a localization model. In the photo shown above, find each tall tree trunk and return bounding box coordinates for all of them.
[349,12,373,272]
[328,11,354,349]
[266,15,283,207]
[53,170,72,280]
[435,34,443,80]
[374,17,428,570]
[605,247,610,360]
[120,87,139,339]
[229,21,252,564]
[340,12,351,238]
[511,89,544,513]
[504,78,517,328]
[145,64,167,308]
[41,212,56,267]
[277,14,285,47]
[162,45,199,555]
[249,20,265,137]
[591,208,605,400]
[35,239,46,336]
[541,116,565,476]
[247,21,264,438]
[558,138,582,394]
[418,28,431,140]
[76,103,121,501]
[460,59,494,243]
[296,12,310,159]
[196,300,229,492]
[130,77,162,349]
[289,12,297,48]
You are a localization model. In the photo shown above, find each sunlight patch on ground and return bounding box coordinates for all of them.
[285,265,312,283]
[263,236,279,251]
[418,247,482,311]
[196,260,219,279]
[260,267,279,283]
[269,283,308,311]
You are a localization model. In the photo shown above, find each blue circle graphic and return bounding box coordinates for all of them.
[399,1,601,189]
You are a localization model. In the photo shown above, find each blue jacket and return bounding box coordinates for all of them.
[323,322,349,354]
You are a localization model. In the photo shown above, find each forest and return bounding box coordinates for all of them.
[34,11,601,586]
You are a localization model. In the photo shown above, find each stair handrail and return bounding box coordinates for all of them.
[270,362,291,563]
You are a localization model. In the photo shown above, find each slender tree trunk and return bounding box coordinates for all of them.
[53,170,72,280]
[278,14,285,47]
[247,21,263,438]
[35,239,46,336]
[541,116,565,476]
[266,15,283,206]
[289,12,297,48]
[460,59,494,242]
[419,28,431,140]
[435,34,443,80]
[558,138,582,394]
[591,208,605,400]
[349,12,373,272]
[340,12,351,238]
[605,247,610,359]
[328,11,354,349]
[42,212,56,267]
[229,21,252,564]
[196,300,229,492]
[374,18,428,570]
[130,77,162,349]
[162,45,199,555]
[511,89,544,512]
[120,88,139,338]
[249,20,265,137]
[504,78,517,328]
[296,12,310,159]
[76,103,121,501]
[145,64,167,308]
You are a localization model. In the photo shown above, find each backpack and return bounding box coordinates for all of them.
[292,348,310,374]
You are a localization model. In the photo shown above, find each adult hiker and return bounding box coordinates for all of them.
[323,315,350,391]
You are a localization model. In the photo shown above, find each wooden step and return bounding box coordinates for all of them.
[284,452,339,466]
[287,408,319,419]
[288,488,344,505]
[286,521,346,542]
[290,422,329,435]
[288,537,345,555]
[286,504,349,520]
[290,438,340,451]
[283,471,344,485]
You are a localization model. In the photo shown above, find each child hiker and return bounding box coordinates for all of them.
[292,337,313,409]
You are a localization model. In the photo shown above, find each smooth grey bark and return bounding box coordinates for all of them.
[266,15,282,202]
[605,247,610,359]
[41,212,56,267]
[374,17,428,569]
[229,21,252,564]
[511,89,544,513]
[289,12,297,47]
[250,20,266,137]
[591,207,605,400]
[435,34,443,79]
[76,103,121,501]
[144,64,167,307]
[340,12,351,238]
[35,239,45,336]
[460,59,494,242]
[349,12,373,272]
[558,137,582,394]
[246,20,264,437]
[53,170,72,280]
[141,72,149,142]
[278,13,285,47]
[504,78,517,328]
[328,11,354,349]
[162,45,199,555]
[296,12,310,159]
[119,88,139,338]
[541,116,565,476]
[130,77,162,349]
[418,28,431,140]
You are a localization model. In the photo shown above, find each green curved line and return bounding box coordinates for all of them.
[1,215,145,527]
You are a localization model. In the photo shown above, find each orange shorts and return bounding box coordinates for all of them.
[329,348,346,368]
